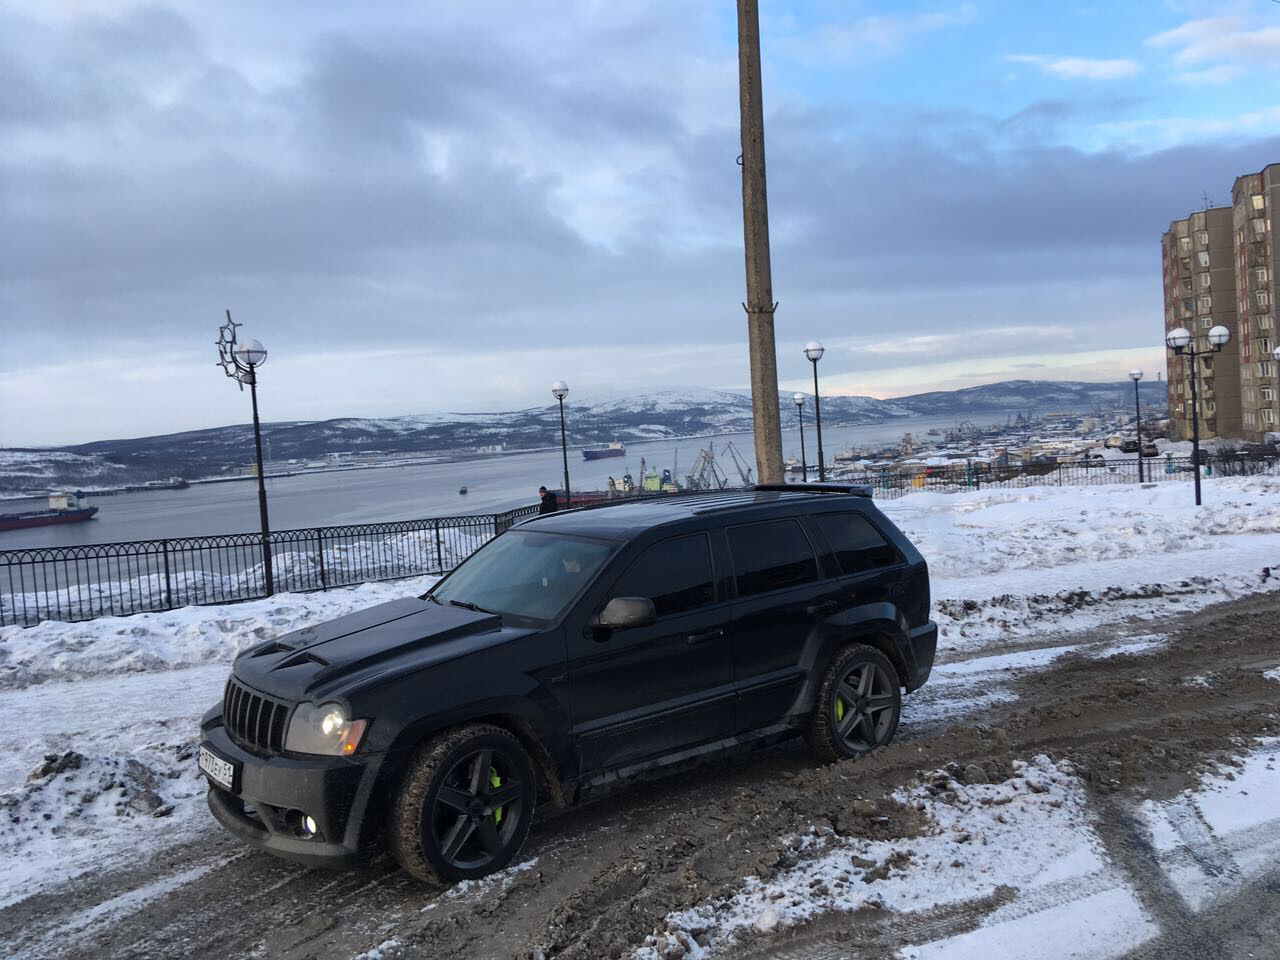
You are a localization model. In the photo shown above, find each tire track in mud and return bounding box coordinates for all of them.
[4,590,1280,960]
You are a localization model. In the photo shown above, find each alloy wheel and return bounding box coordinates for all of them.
[426,748,525,871]
[832,660,896,753]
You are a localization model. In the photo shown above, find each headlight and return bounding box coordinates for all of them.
[284,702,368,756]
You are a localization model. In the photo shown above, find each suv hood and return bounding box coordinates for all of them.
[230,597,511,701]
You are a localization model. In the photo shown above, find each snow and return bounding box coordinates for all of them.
[636,758,1158,960]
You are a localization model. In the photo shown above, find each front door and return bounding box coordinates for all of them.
[566,533,734,774]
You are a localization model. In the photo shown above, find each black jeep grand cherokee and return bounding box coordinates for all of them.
[200,484,936,884]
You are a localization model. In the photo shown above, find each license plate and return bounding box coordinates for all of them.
[199,744,236,791]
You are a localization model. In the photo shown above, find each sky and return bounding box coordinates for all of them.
[2,1,1279,446]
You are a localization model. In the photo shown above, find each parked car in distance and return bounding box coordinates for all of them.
[199,484,937,884]
[1120,439,1140,454]
[1140,443,1159,458]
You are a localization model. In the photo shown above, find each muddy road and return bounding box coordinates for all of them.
[5,590,1280,960]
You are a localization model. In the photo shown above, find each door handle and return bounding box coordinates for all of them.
[686,628,724,645]
[806,600,840,616]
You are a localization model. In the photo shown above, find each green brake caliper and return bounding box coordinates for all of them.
[490,769,503,824]
[835,696,845,723]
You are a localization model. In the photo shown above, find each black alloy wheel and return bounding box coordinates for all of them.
[428,747,525,872]
[390,724,536,884]
[805,643,901,761]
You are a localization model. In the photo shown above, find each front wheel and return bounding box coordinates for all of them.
[390,724,537,884]
[805,643,901,762]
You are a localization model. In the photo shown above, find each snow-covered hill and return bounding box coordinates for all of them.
[1,380,1168,495]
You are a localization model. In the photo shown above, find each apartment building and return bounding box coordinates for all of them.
[1161,206,1242,440]
[1232,164,1279,442]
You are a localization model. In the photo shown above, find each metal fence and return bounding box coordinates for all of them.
[2,453,1276,627]
[0,505,539,627]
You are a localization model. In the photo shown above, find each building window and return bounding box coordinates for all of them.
[1196,230,1209,245]
[1262,386,1275,402]
[1258,290,1271,308]
[1253,219,1267,238]
[1200,317,1213,329]
[1261,337,1273,352]
[1262,361,1274,377]
[1181,257,1192,271]
[1253,195,1266,211]
[1176,403,1184,413]
[1259,315,1274,330]
[1264,409,1276,425]
[1197,251,1210,268]
[1199,295,1212,311]
[1182,279,1193,292]
[1258,267,1270,285]
[1179,236,1192,253]
[1199,273,1211,289]
[1205,401,1216,415]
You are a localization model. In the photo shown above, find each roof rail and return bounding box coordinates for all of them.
[754,483,872,497]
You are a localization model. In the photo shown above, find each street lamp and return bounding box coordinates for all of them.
[1128,369,1145,483]
[804,341,826,480]
[793,393,808,482]
[551,381,571,508]
[216,311,274,596]
[1166,324,1230,506]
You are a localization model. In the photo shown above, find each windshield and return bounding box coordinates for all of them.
[429,529,617,624]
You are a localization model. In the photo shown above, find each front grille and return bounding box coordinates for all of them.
[223,677,291,755]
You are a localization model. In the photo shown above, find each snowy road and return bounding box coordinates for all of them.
[3,476,1278,959]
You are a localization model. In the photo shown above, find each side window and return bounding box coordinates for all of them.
[812,512,900,575]
[609,534,715,618]
[726,519,818,598]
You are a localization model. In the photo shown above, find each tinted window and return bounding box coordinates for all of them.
[727,519,818,598]
[813,512,899,575]
[609,534,715,618]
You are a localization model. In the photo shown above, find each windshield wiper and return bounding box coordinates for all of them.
[448,599,495,615]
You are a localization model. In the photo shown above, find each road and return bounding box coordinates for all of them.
[3,589,1279,960]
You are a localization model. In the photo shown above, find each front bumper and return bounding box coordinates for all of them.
[905,620,938,691]
[200,723,386,869]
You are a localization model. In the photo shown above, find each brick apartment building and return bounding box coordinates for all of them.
[1161,162,1278,443]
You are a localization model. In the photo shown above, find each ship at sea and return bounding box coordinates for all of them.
[0,493,99,532]
[582,441,626,461]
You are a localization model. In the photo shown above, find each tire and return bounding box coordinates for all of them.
[804,643,902,762]
[389,723,537,884]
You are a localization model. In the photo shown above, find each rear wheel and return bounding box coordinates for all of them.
[805,644,901,762]
[390,724,536,884]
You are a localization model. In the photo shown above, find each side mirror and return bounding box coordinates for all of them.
[596,597,656,633]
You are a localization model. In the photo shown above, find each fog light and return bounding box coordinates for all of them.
[302,815,318,837]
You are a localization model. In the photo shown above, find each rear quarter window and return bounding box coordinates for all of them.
[810,511,901,575]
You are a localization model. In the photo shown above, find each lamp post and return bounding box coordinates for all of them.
[1128,369,1144,483]
[793,393,808,482]
[804,341,826,480]
[552,381,571,508]
[216,312,274,596]
[1166,324,1231,506]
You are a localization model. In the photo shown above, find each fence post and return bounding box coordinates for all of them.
[161,539,173,610]
[434,520,444,572]
[316,528,327,590]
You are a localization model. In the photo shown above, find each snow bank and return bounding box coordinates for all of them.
[0,576,438,689]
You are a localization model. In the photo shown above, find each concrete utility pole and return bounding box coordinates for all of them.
[737,0,784,484]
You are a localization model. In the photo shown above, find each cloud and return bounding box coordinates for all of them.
[1006,55,1142,81]
[1172,64,1247,86]
[778,5,977,63]
[1147,16,1280,66]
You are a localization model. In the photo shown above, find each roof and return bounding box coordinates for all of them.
[518,485,872,540]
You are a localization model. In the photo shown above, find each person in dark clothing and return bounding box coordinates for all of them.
[538,486,559,514]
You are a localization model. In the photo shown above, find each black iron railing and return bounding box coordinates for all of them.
[2,453,1275,627]
[0,505,539,627]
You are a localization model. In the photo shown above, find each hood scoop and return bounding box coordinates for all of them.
[276,650,331,670]
[250,641,297,658]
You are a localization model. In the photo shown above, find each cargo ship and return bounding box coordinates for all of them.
[582,441,625,461]
[0,494,99,532]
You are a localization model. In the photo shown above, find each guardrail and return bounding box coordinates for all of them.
[2,452,1275,627]
[0,505,540,627]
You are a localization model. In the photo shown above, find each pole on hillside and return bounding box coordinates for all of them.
[737,0,784,485]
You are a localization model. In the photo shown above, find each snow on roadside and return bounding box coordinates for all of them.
[635,757,1156,959]
[0,575,438,688]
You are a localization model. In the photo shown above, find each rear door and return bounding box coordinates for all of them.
[806,509,905,613]
[726,517,837,732]
[566,533,735,774]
